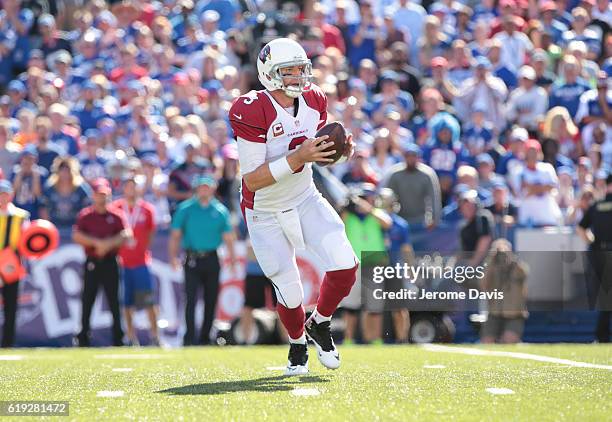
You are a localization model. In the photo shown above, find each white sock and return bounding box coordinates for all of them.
[288,333,306,344]
[313,308,332,324]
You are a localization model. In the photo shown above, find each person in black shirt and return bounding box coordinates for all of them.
[458,189,494,267]
[485,181,518,240]
[577,173,612,343]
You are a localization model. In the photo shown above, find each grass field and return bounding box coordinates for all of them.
[0,344,610,421]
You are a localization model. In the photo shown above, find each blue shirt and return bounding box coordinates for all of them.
[347,24,378,70]
[41,183,92,229]
[195,0,239,31]
[72,101,108,132]
[171,197,232,251]
[549,81,590,118]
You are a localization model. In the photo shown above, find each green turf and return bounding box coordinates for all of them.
[0,344,610,421]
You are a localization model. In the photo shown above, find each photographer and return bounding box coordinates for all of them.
[458,189,493,268]
[341,183,391,344]
[481,239,529,344]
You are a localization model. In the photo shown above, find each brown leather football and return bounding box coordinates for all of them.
[315,121,347,166]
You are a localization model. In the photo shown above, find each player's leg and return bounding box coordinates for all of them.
[246,208,308,375]
[300,193,358,369]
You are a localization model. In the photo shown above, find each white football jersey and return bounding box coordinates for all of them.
[229,84,328,213]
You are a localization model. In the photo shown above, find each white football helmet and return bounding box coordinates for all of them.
[257,38,313,98]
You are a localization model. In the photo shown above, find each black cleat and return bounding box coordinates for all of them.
[305,317,340,369]
[285,343,308,376]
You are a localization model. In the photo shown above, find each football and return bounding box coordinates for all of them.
[316,121,348,166]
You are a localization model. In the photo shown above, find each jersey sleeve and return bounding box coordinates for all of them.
[229,91,269,143]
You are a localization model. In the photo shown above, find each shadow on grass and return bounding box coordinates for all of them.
[157,375,331,396]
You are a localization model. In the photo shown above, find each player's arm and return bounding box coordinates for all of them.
[237,135,334,192]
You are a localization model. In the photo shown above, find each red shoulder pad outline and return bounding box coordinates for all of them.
[229,90,276,143]
[302,84,328,130]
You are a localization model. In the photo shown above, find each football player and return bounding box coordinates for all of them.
[229,38,358,375]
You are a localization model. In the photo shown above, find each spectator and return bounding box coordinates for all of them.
[369,128,401,180]
[506,65,548,132]
[517,139,562,227]
[48,103,79,156]
[347,1,381,71]
[485,181,518,240]
[487,38,518,90]
[368,70,415,125]
[168,175,236,345]
[141,154,171,229]
[493,14,533,72]
[34,116,62,172]
[0,119,20,178]
[39,156,91,242]
[391,0,426,60]
[378,187,411,343]
[384,143,441,228]
[454,56,508,132]
[312,3,346,54]
[11,145,46,219]
[561,7,601,59]
[167,136,209,214]
[531,49,555,89]
[78,129,108,183]
[341,147,379,186]
[422,113,464,204]
[480,239,529,344]
[417,15,451,72]
[566,185,595,225]
[476,154,503,195]
[458,189,494,268]
[386,42,421,99]
[549,55,590,119]
[461,106,494,163]
[236,222,280,345]
[73,178,131,347]
[0,180,30,348]
[341,183,391,344]
[113,176,161,347]
[38,14,72,57]
[574,72,612,165]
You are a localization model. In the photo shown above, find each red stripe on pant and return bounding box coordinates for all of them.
[276,303,305,340]
[316,263,358,317]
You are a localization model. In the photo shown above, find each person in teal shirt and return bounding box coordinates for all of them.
[169,174,237,345]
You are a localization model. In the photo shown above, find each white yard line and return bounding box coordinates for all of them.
[291,388,320,396]
[111,368,133,372]
[0,355,23,361]
[96,391,124,398]
[486,388,515,395]
[421,344,612,370]
[265,366,287,371]
[94,354,165,360]
[423,364,446,369]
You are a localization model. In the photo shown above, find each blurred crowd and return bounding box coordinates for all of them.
[0,0,610,243]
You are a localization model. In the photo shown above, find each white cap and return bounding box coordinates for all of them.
[518,65,536,80]
[510,127,528,142]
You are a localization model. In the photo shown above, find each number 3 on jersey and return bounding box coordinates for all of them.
[288,135,307,173]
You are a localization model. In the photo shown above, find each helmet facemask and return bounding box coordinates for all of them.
[273,60,313,98]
